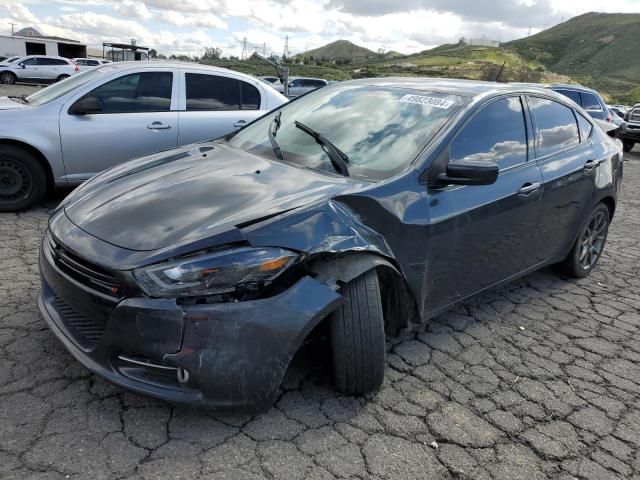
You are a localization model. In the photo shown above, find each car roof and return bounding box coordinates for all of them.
[95,61,263,83]
[346,77,564,98]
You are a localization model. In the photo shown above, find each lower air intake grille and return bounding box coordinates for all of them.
[53,296,105,349]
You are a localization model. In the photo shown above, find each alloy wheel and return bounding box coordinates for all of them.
[0,159,32,201]
[578,210,608,270]
[0,72,15,85]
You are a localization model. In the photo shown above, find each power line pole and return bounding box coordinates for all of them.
[263,42,266,56]
[283,35,289,59]
[9,22,17,35]
[241,37,248,60]
[528,26,531,37]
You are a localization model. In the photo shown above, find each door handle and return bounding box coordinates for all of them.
[147,122,171,130]
[583,159,600,170]
[233,120,247,128]
[517,182,541,195]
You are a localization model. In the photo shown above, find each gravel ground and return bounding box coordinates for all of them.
[0,125,639,478]
[0,83,43,97]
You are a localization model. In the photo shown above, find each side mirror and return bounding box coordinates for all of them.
[69,96,102,115]
[437,159,499,186]
[20,63,26,69]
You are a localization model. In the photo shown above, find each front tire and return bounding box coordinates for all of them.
[0,71,16,85]
[0,146,47,212]
[622,140,635,153]
[57,74,70,82]
[556,204,610,278]
[330,270,386,396]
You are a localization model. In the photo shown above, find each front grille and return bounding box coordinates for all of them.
[46,234,122,297]
[53,296,105,349]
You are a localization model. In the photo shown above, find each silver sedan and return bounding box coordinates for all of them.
[0,62,287,211]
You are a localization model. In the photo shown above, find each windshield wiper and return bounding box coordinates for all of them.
[268,111,285,161]
[294,121,349,177]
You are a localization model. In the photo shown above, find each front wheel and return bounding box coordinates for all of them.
[0,146,47,212]
[57,74,70,82]
[0,71,16,85]
[555,204,610,278]
[622,140,635,153]
[330,270,386,396]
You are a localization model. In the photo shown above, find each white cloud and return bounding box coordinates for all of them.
[155,10,227,30]
[114,1,152,20]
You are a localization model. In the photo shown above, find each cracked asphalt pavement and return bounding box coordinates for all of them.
[1,140,639,479]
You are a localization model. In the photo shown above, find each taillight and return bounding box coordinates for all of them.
[607,113,612,122]
[74,64,79,72]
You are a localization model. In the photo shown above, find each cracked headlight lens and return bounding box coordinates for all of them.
[133,247,298,298]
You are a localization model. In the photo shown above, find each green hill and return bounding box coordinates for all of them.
[298,40,378,60]
[506,12,640,102]
[360,43,571,84]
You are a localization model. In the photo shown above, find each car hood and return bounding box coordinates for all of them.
[64,142,367,251]
[0,96,27,110]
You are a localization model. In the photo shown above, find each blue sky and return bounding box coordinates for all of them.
[1,0,639,58]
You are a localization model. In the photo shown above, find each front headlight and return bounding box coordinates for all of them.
[133,247,298,298]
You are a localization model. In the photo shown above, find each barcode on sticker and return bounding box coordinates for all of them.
[399,94,454,109]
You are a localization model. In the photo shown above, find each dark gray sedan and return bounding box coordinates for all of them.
[39,78,623,410]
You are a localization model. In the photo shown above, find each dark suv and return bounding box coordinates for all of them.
[619,103,640,152]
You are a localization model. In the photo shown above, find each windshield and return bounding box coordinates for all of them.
[25,67,114,106]
[228,84,465,181]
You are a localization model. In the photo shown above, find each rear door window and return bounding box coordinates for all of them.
[581,92,603,111]
[529,96,580,157]
[82,72,173,113]
[185,73,240,110]
[450,97,528,169]
[240,81,260,110]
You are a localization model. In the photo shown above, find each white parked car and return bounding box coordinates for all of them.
[0,55,79,84]
[0,62,288,211]
[73,58,112,71]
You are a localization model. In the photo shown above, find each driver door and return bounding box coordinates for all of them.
[59,69,179,181]
[423,95,544,313]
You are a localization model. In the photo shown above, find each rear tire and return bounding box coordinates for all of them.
[57,74,70,82]
[0,71,16,85]
[330,270,386,396]
[555,203,610,278]
[0,146,47,212]
[622,140,635,153]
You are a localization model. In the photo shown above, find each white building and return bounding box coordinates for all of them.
[0,32,86,58]
[460,37,501,48]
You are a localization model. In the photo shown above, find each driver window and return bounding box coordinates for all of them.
[450,97,528,170]
[21,58,39,66]
[80,72,173,114]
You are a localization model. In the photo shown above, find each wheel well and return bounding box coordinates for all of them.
[600,196,616,219]
[306,252,420,337]
[376,265,420,336]
[0,140,55,193]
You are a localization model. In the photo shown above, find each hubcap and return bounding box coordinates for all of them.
[0,160,31,200]
[1,73,13,84]
[579,211,607,270]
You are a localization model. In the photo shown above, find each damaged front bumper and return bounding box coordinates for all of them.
[38,232,342,411]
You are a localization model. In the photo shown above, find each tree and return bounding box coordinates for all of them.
[202,47,222,60]
[157,53,167,59]
[149,49,157,59]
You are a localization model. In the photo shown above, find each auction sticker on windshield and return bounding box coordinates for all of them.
[399,94,454,109]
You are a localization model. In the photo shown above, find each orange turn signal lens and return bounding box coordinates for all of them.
[259,257,291,272]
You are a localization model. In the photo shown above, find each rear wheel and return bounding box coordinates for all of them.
[0,71,16,85]
[0,146,47,212]
[330,270,386,396]
[622,140,635,153]
[57,74,70,82]
[555,204,610,278]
